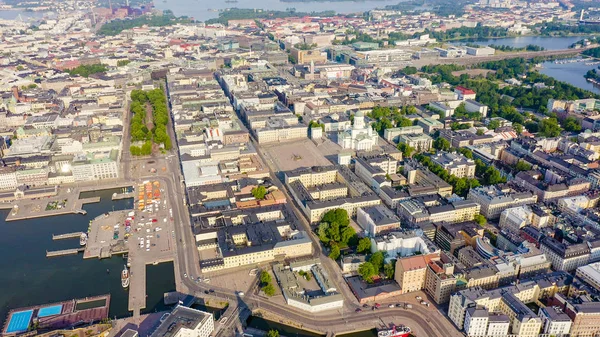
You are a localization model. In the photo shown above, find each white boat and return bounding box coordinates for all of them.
[121,265,130,288]
[80,233,88,246]
[377,325,411,337]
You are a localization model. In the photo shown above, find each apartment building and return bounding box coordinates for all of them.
[467,185,537,219]
[540,236,590,272]
[425,258,457,304]
[551,293,600,337]
[196,222,313,272]
[449,272,571,333]
[431,152,476,178]
[575,262,600,291]
[464,308,510,337]
[285,165,381,223]
[356,205,400,236]
[395,255,428,294]
[0,166,18,190]
[538,306,572,336]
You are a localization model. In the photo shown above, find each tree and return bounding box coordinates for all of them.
[322,209,350,228]
[476,128,485,136]
[260,271,271,285]
[488,120,501,130]
[267,330,280,337]
[251,185,267,200]
[141,141,153,155]
[401,66,418,75]
[357,237,372,254]
[358,262,376,283]
[482,166,506,185]
[539,118,562,137]
[397,143,415,158]
[433,137,451,151]
[513,122,523,135]
[563,117,581,132]
[515,160,532,172]
[397,117,413,127]
[329,244,341,260]
[369,251,385,272]
[384,261,395,279]
[262,283,275,296]
[474,214,487,227]
[318,223,330,245]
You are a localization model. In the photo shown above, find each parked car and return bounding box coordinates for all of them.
[355,308,362,313]
[388,304,395,308]
[416,296,422,300]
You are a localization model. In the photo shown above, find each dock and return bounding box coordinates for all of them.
[6,194,100,222]
[52,232,83,240]
[112,192,135,201]
[46,248,85,258]
[128,257,146,318]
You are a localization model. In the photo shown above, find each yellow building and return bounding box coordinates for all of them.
[395,255,429,294]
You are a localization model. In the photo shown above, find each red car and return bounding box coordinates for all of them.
[152,219,158,223]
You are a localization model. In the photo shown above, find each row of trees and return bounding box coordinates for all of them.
[488,44,545,52]
[415,153,481,197]
[129,88,172,156]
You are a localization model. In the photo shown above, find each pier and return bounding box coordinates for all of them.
[46,248,85,258]
[52,232,83,240]
[6,192,100,222]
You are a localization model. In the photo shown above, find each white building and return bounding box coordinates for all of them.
[70,150,119,181]
[576,262,600,290]
[371,230,438,260]
[499,206,532,233]
[150,306,214,337]
[464,308,489,336]
[356,205,400,237]
[0,167,18,190]
[538,306,572,336]
[337,111,378,151]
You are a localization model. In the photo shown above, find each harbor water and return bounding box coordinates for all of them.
[539,60,600,94]
[0,188,175,324]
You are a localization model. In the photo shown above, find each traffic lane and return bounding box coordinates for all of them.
[247,297,438,336]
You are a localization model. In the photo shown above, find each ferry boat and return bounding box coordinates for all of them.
[377,325,411,337]
[80,233,88,246]
[121,265,130,288]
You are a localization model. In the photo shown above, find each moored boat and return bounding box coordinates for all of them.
[80,233,88,246]
[377,325,411,337]
[122,265,130,288]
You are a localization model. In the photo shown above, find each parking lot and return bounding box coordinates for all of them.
[130,180,174,255]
